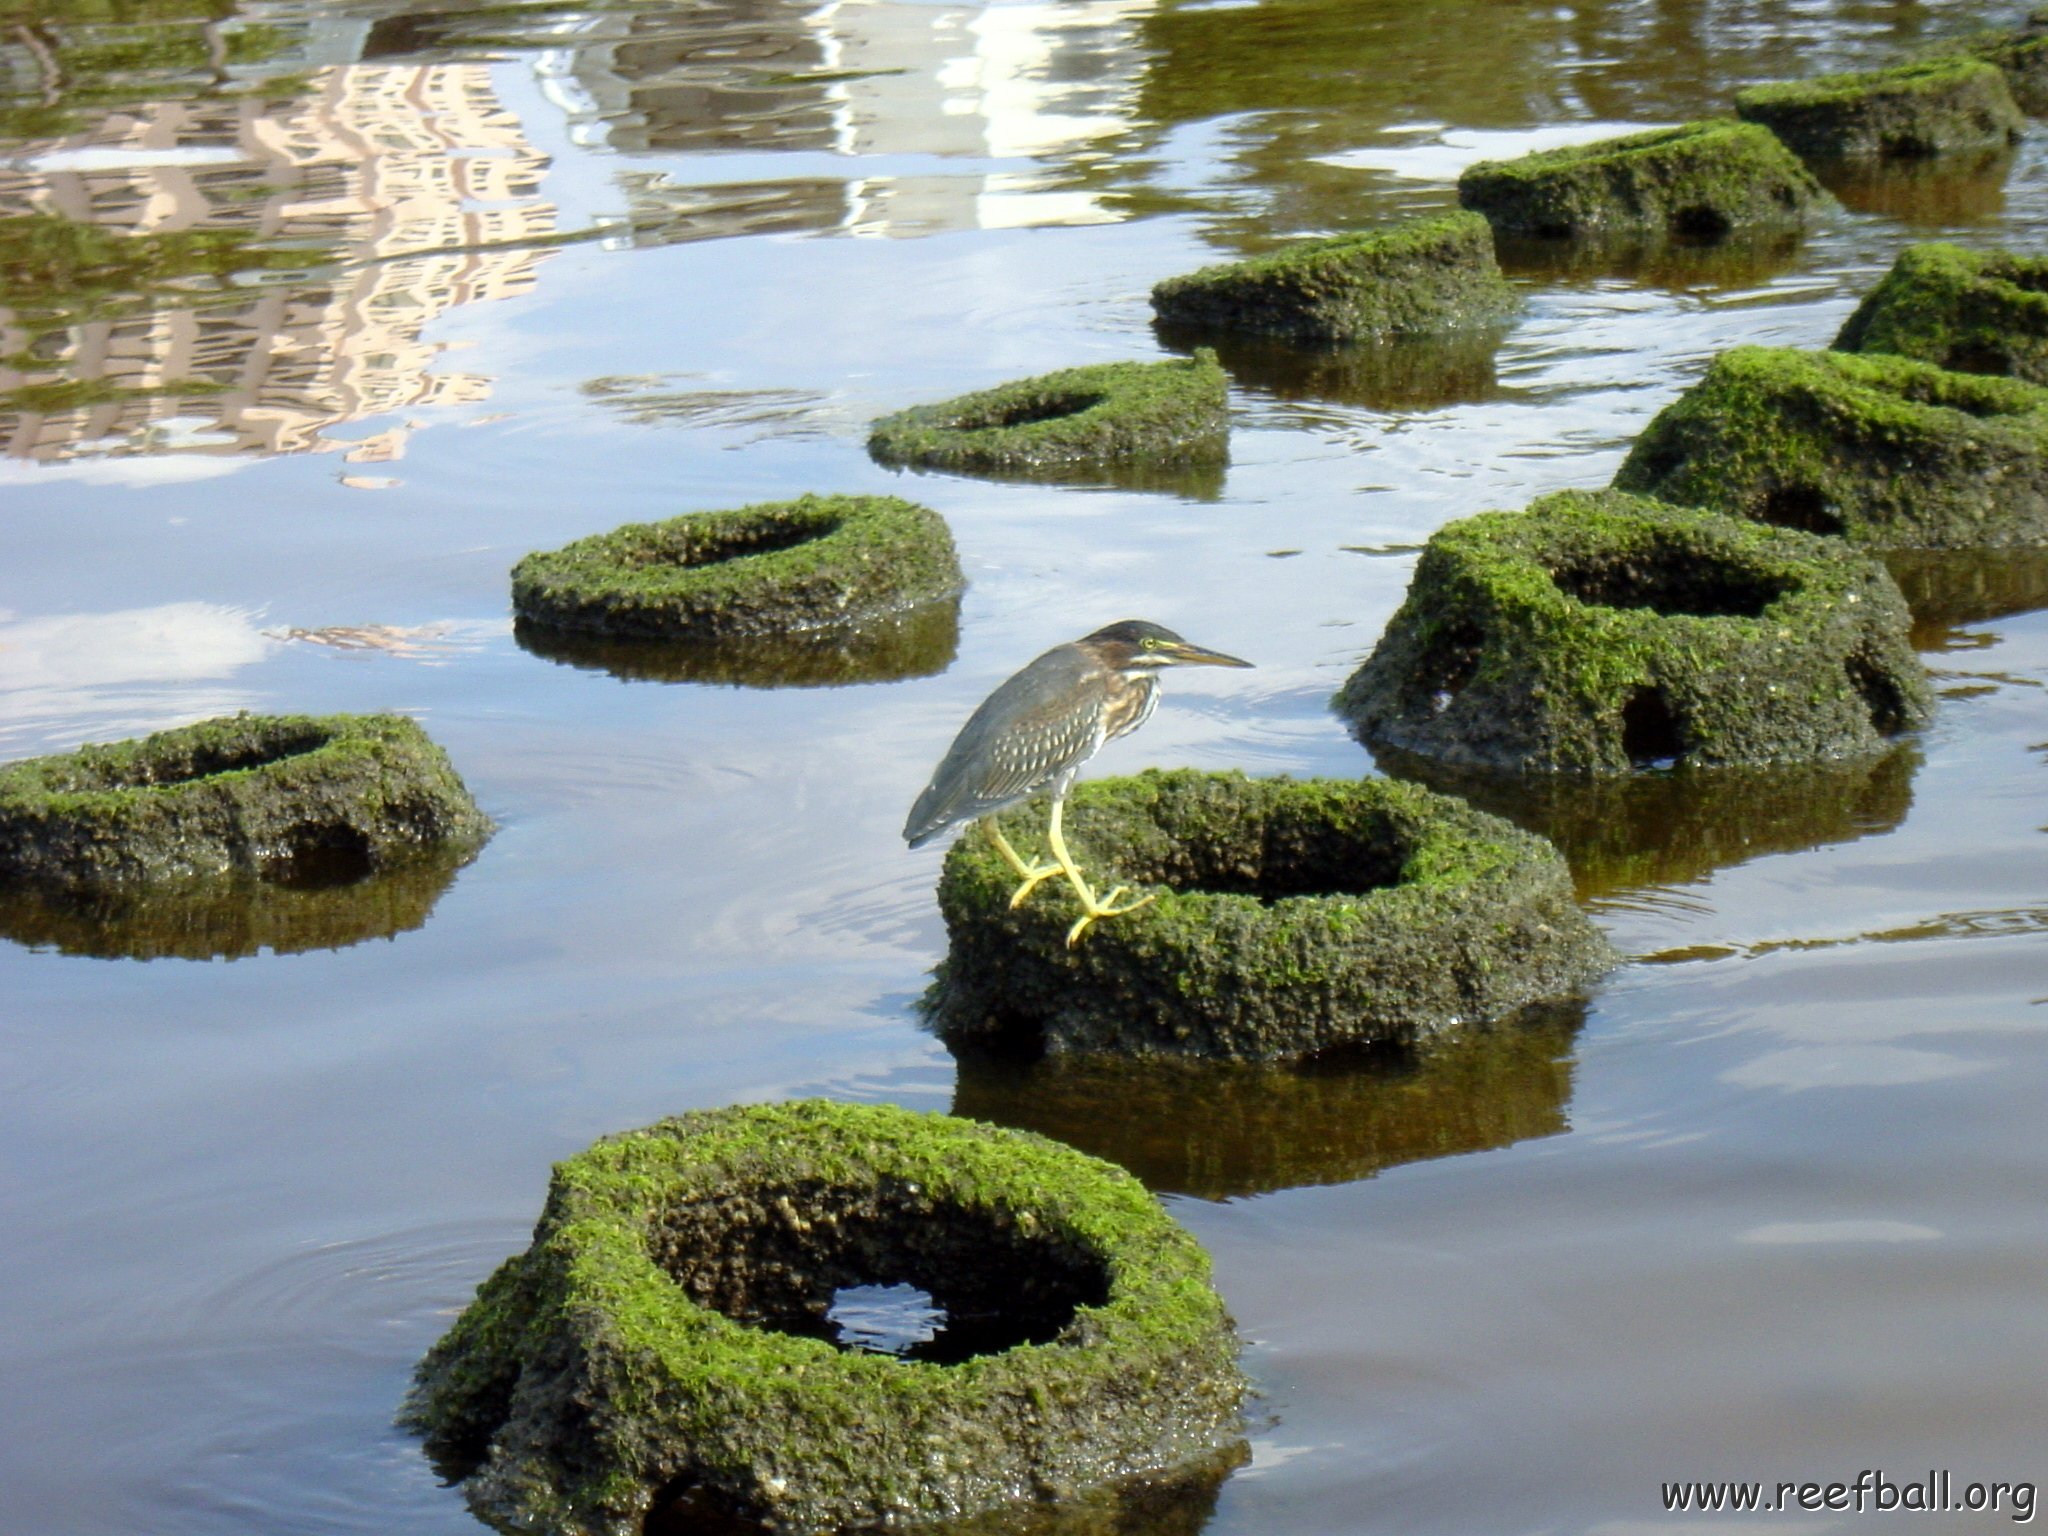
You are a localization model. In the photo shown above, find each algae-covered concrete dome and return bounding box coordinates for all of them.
[1457,119,1828,241]
[867,353,1229,477]
[1613,346,2048,548]
[1835,241,2048,385]
[0,712,491,893]
[1149,210,1517,344]
[927,768,1612,1062]
[512,492,964,642]
[1336,490,1931,773]
[403,1100,1246,1536]
[1735,56,2025,161]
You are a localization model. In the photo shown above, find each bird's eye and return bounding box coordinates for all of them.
[1142,636,1162,650]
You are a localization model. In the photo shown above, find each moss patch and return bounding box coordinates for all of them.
[925,769,1612,1063]
[511,494,964,642]
[1148,210,1517,344]
[0,712,491,893]
[1335,490,1931,772]
[1457,119,1829,241]
[1835,241,2048,385]
[1735,56,2024,161]
[1613,345,2048,548]
[1960,10,2048,115]
[867,354,1229,476]
[402,1100,1245,1536]
[513,597,959,690]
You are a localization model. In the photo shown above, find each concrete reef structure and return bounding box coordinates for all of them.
[927,768,1612,1063]
[403,1100,1246,1536]
[1614,347,2048,548]
[1148,210,1516,344]
[0,713,490,892]
[1335,491,1930,772]
[511,494,964,641]
[1457,120,1827,241]
[1961,8,2048,114]
[867,354,1229,476]
[1734,57,2024,161]
[1835,242,2048,385]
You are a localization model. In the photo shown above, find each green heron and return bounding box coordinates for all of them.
[904,619,1252,945]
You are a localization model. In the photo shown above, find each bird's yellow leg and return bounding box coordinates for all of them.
[1043,796,1156,947]
[984,820,1061,909]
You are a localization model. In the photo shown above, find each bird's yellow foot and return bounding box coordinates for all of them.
[984,821,1059,908]
[1064,888,1157,948]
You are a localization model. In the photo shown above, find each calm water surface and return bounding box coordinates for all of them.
[2,1,2045,1531]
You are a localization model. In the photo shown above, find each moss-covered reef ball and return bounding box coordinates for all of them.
[1456,119,1829,241]
[402,1100,1246,1536]
[1962,9,2048,115]
[1612,346,2048,548]
[511,493,964,642]
[1734,56,2025,162]
[1334,491,1931,773]
[926,769,1612,1063]
[1834,242,2048,385]
[867,353,1229,476]
[1148,210,1517,345]
[0,712,491,893]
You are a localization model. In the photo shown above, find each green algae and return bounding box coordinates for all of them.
[511,493,965,643]
[1148,210,1516,344]
[0,713,492,894]
[925,769,1611,1064]
[867,354,1229,477]
[1959,9,2048,115]
[402,1100,1245,1536]
[1457,119,1829,241]
[1335,490,1931,774]
[950,1002,1582,1199]
[1735,56,2024,161]
[1836,242,2048,385]
[1613,346,2048,548]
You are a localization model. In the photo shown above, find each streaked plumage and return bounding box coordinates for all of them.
[904,619,1251,945]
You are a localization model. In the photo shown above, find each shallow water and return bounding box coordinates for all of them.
[2,1,2045,1532]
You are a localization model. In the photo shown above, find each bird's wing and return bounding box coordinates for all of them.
[904,648,1104,845]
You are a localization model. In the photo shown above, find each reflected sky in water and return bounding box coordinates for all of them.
[3,2,2048,1534]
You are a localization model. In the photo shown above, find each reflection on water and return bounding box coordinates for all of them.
[1370,743,1919,901]
[1817,145,2017,227]
[1491,226,1810,292]
[1885,547,2048,647]
[513,599,961,689]
[952,1005,1580,1201]
[1156,321,1508,412]
[0,843,475,961]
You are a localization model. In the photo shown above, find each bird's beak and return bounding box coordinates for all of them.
[1163,640,1253,668]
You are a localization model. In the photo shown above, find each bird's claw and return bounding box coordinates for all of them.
[1006,862,1062,909]
[1064,889,1157,948]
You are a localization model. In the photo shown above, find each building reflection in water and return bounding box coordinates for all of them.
[0,50,558,467]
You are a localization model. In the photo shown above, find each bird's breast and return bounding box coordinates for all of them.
[1102,672,1159,742]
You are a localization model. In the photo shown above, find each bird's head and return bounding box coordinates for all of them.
[1079,619,1252,674]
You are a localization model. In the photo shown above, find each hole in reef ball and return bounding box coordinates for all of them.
[961,391,1105,429]
[1847,651,1914,737]
[1548,548,1790,618]
[1621,687,1687,768]
[1755,484,1846,537]
[663,516,834,571]
[1670,203,1732,241]
[651,1184,1109,1365]
[262,822,377,889]
[1944,340,2013,377]
[827,1282,947,1357]
[82,724,331,791]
